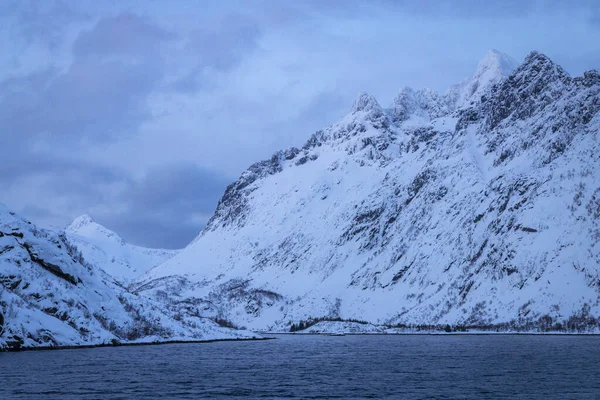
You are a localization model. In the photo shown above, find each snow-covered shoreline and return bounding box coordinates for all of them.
[2,336,272,352]
[267,331,600,336]
[262,320,600,336]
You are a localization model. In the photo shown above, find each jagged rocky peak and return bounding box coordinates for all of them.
[390,49,518,123]
[390,87,451,123]
[351,92,383,115]
[581,69,600,87]
[391,87,418,122]
[510,50,570,85]
[480,51,580,132]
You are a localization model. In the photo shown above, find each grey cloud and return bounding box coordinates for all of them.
[3,0,88,48]
[1,155,227,248]
[267,90,349,149]
[0,68,56,148]
[73,13,174,58]
[367,0,599,19]
[102,213,201,251]
[99,163,233,248]
[0,152,127,188]
[386,0,537,18]
[38,57,159,140]
[0,13,172,147]
[19,204,65,223]
[2,0,599,251]
[169,13,262,93]
[170,66,206,93]
[288,0,600,26]
[0,153,131,234]
[127,163,229,215]
[187,14,260,71]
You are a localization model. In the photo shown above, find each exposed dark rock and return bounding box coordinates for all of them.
[21,242,79,286]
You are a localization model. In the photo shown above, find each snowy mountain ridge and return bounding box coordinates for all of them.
[134,50,600,333]
[65,214,178,284]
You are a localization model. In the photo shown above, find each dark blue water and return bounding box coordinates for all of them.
[2,334,599,399]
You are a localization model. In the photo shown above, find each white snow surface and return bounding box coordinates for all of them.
[65,214,178,284]
[0,206,258,350]
[133,51,600,333]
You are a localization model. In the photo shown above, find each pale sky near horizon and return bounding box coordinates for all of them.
[1,0,599,248]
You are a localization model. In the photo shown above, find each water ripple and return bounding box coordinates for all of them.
[1,335,600,399]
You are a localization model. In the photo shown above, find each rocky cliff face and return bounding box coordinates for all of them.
[0,205,256,350]
[135,50,600,332]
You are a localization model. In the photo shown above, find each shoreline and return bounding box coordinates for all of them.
[263,331,600,336]
[2,336,275,353]
[5,331,600,352]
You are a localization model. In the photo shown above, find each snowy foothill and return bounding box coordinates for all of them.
[0,206,259,350]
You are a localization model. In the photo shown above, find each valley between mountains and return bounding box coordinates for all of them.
[2,50,599,349]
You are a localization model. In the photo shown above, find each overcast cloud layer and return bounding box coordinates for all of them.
[1,0,599,248]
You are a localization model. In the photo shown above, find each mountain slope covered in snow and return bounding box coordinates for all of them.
[65,214,178,284]
[0,205,256,350]
[136,51,600,333]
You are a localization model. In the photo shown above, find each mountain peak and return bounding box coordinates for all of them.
[391,86,451,122]
[450,49,518,108]
[475,49,519,79]
[523,50,550,64]
[518,51,570,78]
[66,214,97,232]
[351,92,382,114]
[510,51,570,84]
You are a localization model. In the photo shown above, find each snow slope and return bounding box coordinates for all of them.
[65,214,178,284]
[136,51,600,333]
[0,205,257,350]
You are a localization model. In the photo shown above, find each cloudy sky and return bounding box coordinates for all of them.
[1,0,599,248]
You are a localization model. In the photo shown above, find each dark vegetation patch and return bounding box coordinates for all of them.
[212,318,239,329]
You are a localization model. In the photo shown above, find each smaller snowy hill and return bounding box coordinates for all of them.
[0,204,257,350]
[65,214,178,284]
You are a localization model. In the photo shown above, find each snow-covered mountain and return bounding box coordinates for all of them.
[448,49,519,109]
[65,214,178,284]
[134,50,600,333]
[0,205,257,350]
